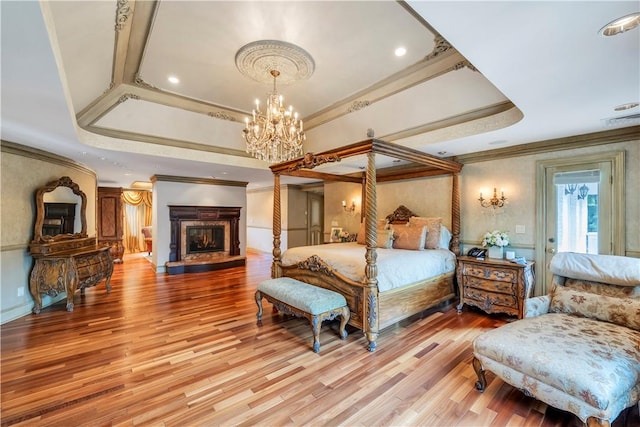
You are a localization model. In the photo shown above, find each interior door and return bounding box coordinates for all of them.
[307,192,323,246]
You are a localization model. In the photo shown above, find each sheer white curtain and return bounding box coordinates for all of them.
[122,191,152,253]
[554,170,599,254]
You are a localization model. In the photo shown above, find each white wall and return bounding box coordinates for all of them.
[151,179,247,272]
[247,187,274,253]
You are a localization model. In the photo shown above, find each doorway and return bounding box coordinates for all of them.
[535,151,625,294]
[307,192,324,245]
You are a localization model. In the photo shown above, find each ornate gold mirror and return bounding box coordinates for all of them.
[32,176,87,243]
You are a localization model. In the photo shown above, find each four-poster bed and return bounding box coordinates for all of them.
[269,138,463,351]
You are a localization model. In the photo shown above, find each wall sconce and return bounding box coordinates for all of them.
[479,187,507,209]
[342,200,357,215]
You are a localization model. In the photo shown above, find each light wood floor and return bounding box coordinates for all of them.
[1,251,638,426]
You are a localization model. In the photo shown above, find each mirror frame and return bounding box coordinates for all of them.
[32,176,88,243]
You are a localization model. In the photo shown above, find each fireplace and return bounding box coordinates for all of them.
[166,205,245,274]
[186,225,224,254]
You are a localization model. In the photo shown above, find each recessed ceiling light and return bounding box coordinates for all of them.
[168,75,180,84]
[394,47,407,57]
[614,102,639,111]
[599,13,640,36]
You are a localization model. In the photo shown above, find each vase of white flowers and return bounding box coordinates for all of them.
[481,230,509,259]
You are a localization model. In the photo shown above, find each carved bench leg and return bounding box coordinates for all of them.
[472,357,487,392]
[311,315,321,353]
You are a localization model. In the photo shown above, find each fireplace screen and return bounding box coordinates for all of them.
[187,226,224,254]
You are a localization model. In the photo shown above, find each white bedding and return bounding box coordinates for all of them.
[280,242,456,292]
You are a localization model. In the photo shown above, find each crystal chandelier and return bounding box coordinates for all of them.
[243,70,305,163]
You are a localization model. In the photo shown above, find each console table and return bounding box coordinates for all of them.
[29,237,114,313]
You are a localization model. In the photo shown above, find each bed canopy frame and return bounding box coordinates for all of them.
[270,138,463,350]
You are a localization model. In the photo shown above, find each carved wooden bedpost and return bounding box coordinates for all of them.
[272,173,282,278]
[451,171,461,256]
[364,152,379,351]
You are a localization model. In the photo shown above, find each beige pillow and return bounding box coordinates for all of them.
[393,225,427,250]
[376,229,395,249]
[408,217,442,249]
[356,218,389,245]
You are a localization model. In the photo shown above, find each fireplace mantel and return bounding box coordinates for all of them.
[166,205,244,274]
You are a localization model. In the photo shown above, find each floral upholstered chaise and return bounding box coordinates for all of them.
[472,252,640,427]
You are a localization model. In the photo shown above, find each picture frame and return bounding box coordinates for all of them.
[330,227,342,242]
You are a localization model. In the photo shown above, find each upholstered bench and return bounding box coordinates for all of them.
[255,277,350,353]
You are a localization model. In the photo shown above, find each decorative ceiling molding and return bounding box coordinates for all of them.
[303,48,466,128]
[424,35,452,61]
[235,40,315,85]
[85,125,251,159]
[73,1,510,168]
[133,73,156,89]
[380,101,519,144]
[454,60,478,72]
[115,0,132,32]
[150,175,248,187]
[1,140,96,177]
[116,93,140,104]
[208,111,237,122]
[347,101,371,113]
[456,125,640,164]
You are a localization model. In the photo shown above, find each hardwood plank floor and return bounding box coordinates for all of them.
[2,251,638,426]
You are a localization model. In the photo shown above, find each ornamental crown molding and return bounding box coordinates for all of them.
[115,0,132,32]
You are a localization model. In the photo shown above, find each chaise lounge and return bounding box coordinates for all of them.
[472,252,640,426]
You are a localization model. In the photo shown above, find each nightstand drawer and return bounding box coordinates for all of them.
[462,265,517,283]
[464,287,518,309]
[465,277,515,294]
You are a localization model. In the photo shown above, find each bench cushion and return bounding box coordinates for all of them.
[258,277,346,315]
[474,313,640,415]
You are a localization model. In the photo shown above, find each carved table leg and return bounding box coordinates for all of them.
[29,267,43,315]
[254,291,263,325]
[65,261,78,312]
[338,307,350,340]
[472,357,487,392]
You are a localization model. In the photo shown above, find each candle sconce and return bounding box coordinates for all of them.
[479,188,507,209]
[342,200,357,215]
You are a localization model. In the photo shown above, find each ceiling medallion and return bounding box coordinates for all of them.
[237,40,313,163]
[235,40,315,85]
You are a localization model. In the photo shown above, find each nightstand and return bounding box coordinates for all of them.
[456,256,535,319]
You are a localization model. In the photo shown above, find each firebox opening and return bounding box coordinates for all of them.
[187,226,224,254]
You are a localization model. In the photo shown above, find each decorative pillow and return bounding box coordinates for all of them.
[376,229,395,249]
[439,226,452,250]
[356,218,390,245]
[408,217,442,249]
[550,285,640,331]
[393,225,427,250]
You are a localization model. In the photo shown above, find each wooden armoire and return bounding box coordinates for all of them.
[98,187,125,263]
